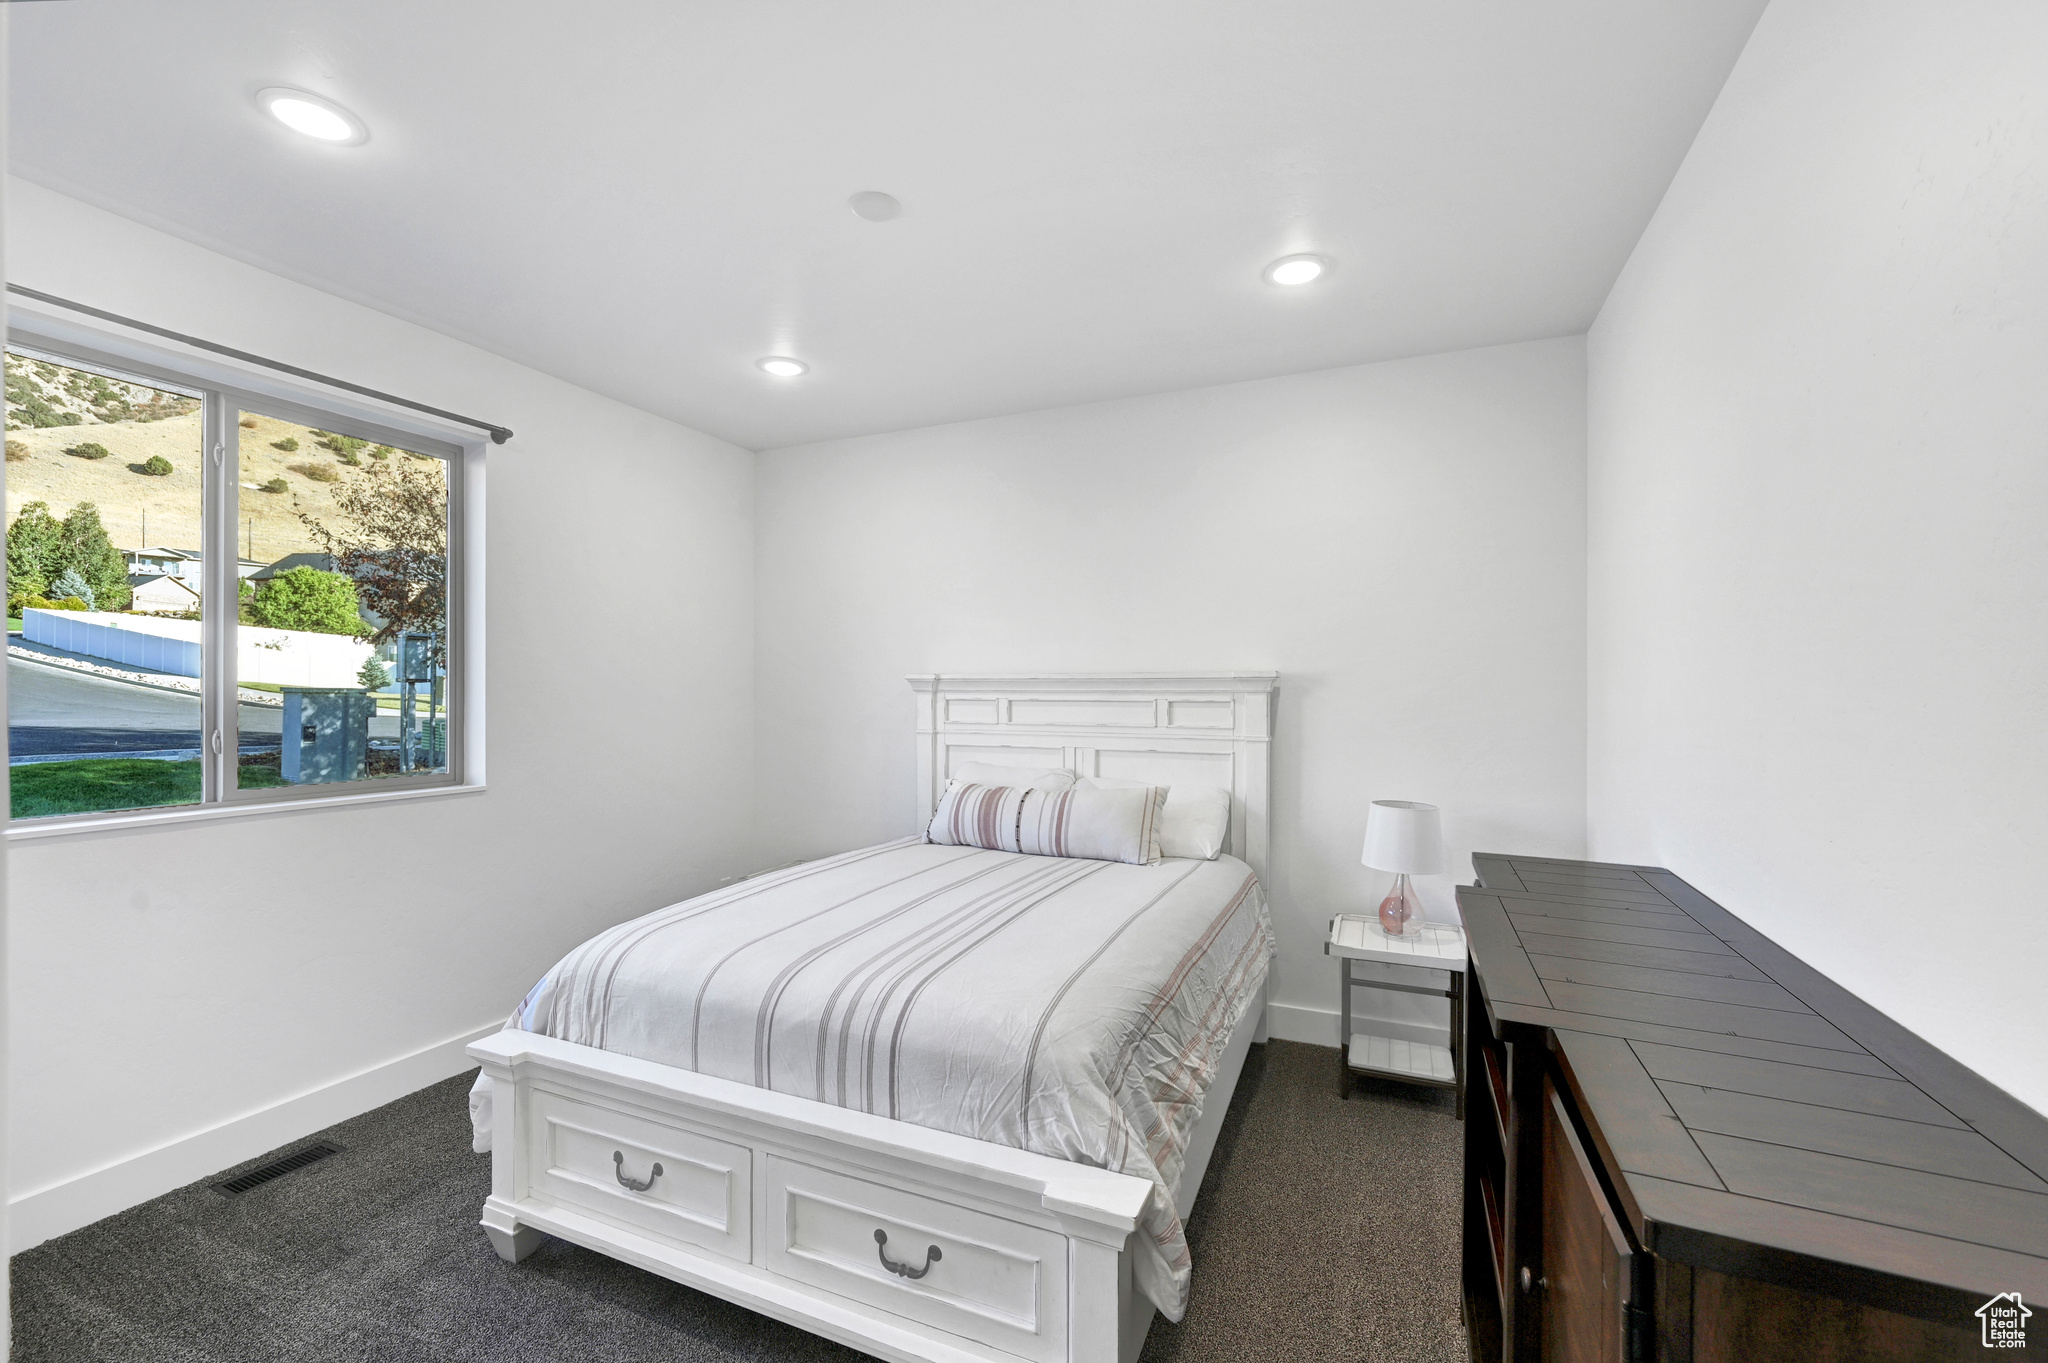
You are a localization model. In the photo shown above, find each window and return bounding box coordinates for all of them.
[6,339,465,824]
[233,415,453,791]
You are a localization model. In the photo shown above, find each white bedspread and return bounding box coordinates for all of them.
[470,837,1273,1320]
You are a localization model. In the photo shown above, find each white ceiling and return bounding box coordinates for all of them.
[8,1,1765,450]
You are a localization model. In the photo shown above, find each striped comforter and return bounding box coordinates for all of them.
[470,837,1273,1320]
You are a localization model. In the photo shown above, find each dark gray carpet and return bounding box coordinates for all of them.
[12,1040,1465,1362]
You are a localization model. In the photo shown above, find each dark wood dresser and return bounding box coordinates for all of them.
[1459,853,2048,1362]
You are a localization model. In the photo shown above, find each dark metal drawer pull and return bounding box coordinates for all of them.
[613,1150,663,1192]
[874,1228,942,1279]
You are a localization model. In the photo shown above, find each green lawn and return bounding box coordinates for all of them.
[10,757,286,820]
[240,680,405,711]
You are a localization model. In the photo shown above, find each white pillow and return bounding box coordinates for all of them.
[946,761,1076,792]
[1078,777,1231,859]
[926,782,1165,865]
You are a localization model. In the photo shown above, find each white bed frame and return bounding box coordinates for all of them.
[471,671,1279,1363]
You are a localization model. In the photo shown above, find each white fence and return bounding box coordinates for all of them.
[23,609,374,687]
[26,610,200,676]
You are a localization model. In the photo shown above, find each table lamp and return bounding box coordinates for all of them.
[1361,799,1444,937]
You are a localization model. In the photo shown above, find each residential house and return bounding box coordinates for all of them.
[124,547,265,584]
[125,571,200,615]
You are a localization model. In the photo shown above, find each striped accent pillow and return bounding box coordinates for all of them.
[925,781,1167,865]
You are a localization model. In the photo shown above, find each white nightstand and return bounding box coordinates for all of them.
[1324,913,1467,1116]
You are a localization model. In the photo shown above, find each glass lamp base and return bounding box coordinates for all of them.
[1377,873,1426,937]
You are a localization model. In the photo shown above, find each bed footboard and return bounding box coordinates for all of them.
[471,1030,1153,1363]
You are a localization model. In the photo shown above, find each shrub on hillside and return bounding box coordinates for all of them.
[322,434,367,458]
[368,445,392,460]
[10,393,82,428]
[239,416,257,429]
[261,476,290,493]
[4,441,26,462]
[70,441,111,460]
[293,462,342,483]
[272,436,299,452]
[141,455,174,477]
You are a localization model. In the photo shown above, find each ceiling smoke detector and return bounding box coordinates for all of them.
[848,191,903,222]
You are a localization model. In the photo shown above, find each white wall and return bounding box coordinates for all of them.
[5,179,759,1246]
[755,338,1588,1043]
[1588,1,2048,1111]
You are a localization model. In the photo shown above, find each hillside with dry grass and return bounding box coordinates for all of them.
[6,354,445,566]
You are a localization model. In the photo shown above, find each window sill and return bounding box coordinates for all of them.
[5,780,486,841]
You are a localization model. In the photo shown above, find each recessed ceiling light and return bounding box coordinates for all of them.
[1264,254,1330,286]
[257,87,367,145]
[848,191,903,222]
[757,356,808,378]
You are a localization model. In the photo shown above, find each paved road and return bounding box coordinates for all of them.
[9,657,396,755]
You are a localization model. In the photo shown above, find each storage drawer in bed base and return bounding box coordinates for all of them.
[472,1028,1159,1363]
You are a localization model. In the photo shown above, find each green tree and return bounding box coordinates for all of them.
[248,566,365,636]
[8,501,64,599]
[357,657,391,690]
[56,503,131,611]
[300,459,447,647]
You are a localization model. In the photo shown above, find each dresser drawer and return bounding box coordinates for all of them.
[524,1088,750,1262]
[758,1153,1067,1363]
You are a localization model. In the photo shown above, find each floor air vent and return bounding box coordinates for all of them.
[214,1141,342,1196]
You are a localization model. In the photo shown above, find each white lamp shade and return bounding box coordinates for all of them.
[1361,800,1444,875]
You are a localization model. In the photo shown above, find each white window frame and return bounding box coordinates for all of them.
[5,316,486,838]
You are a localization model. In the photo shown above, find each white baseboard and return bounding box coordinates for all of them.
[15,1004,1427,1253]
[10,1020,499,1253]
[1263,1000,1450,1050]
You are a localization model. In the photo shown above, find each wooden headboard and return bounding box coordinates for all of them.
[906,672,1279,882]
